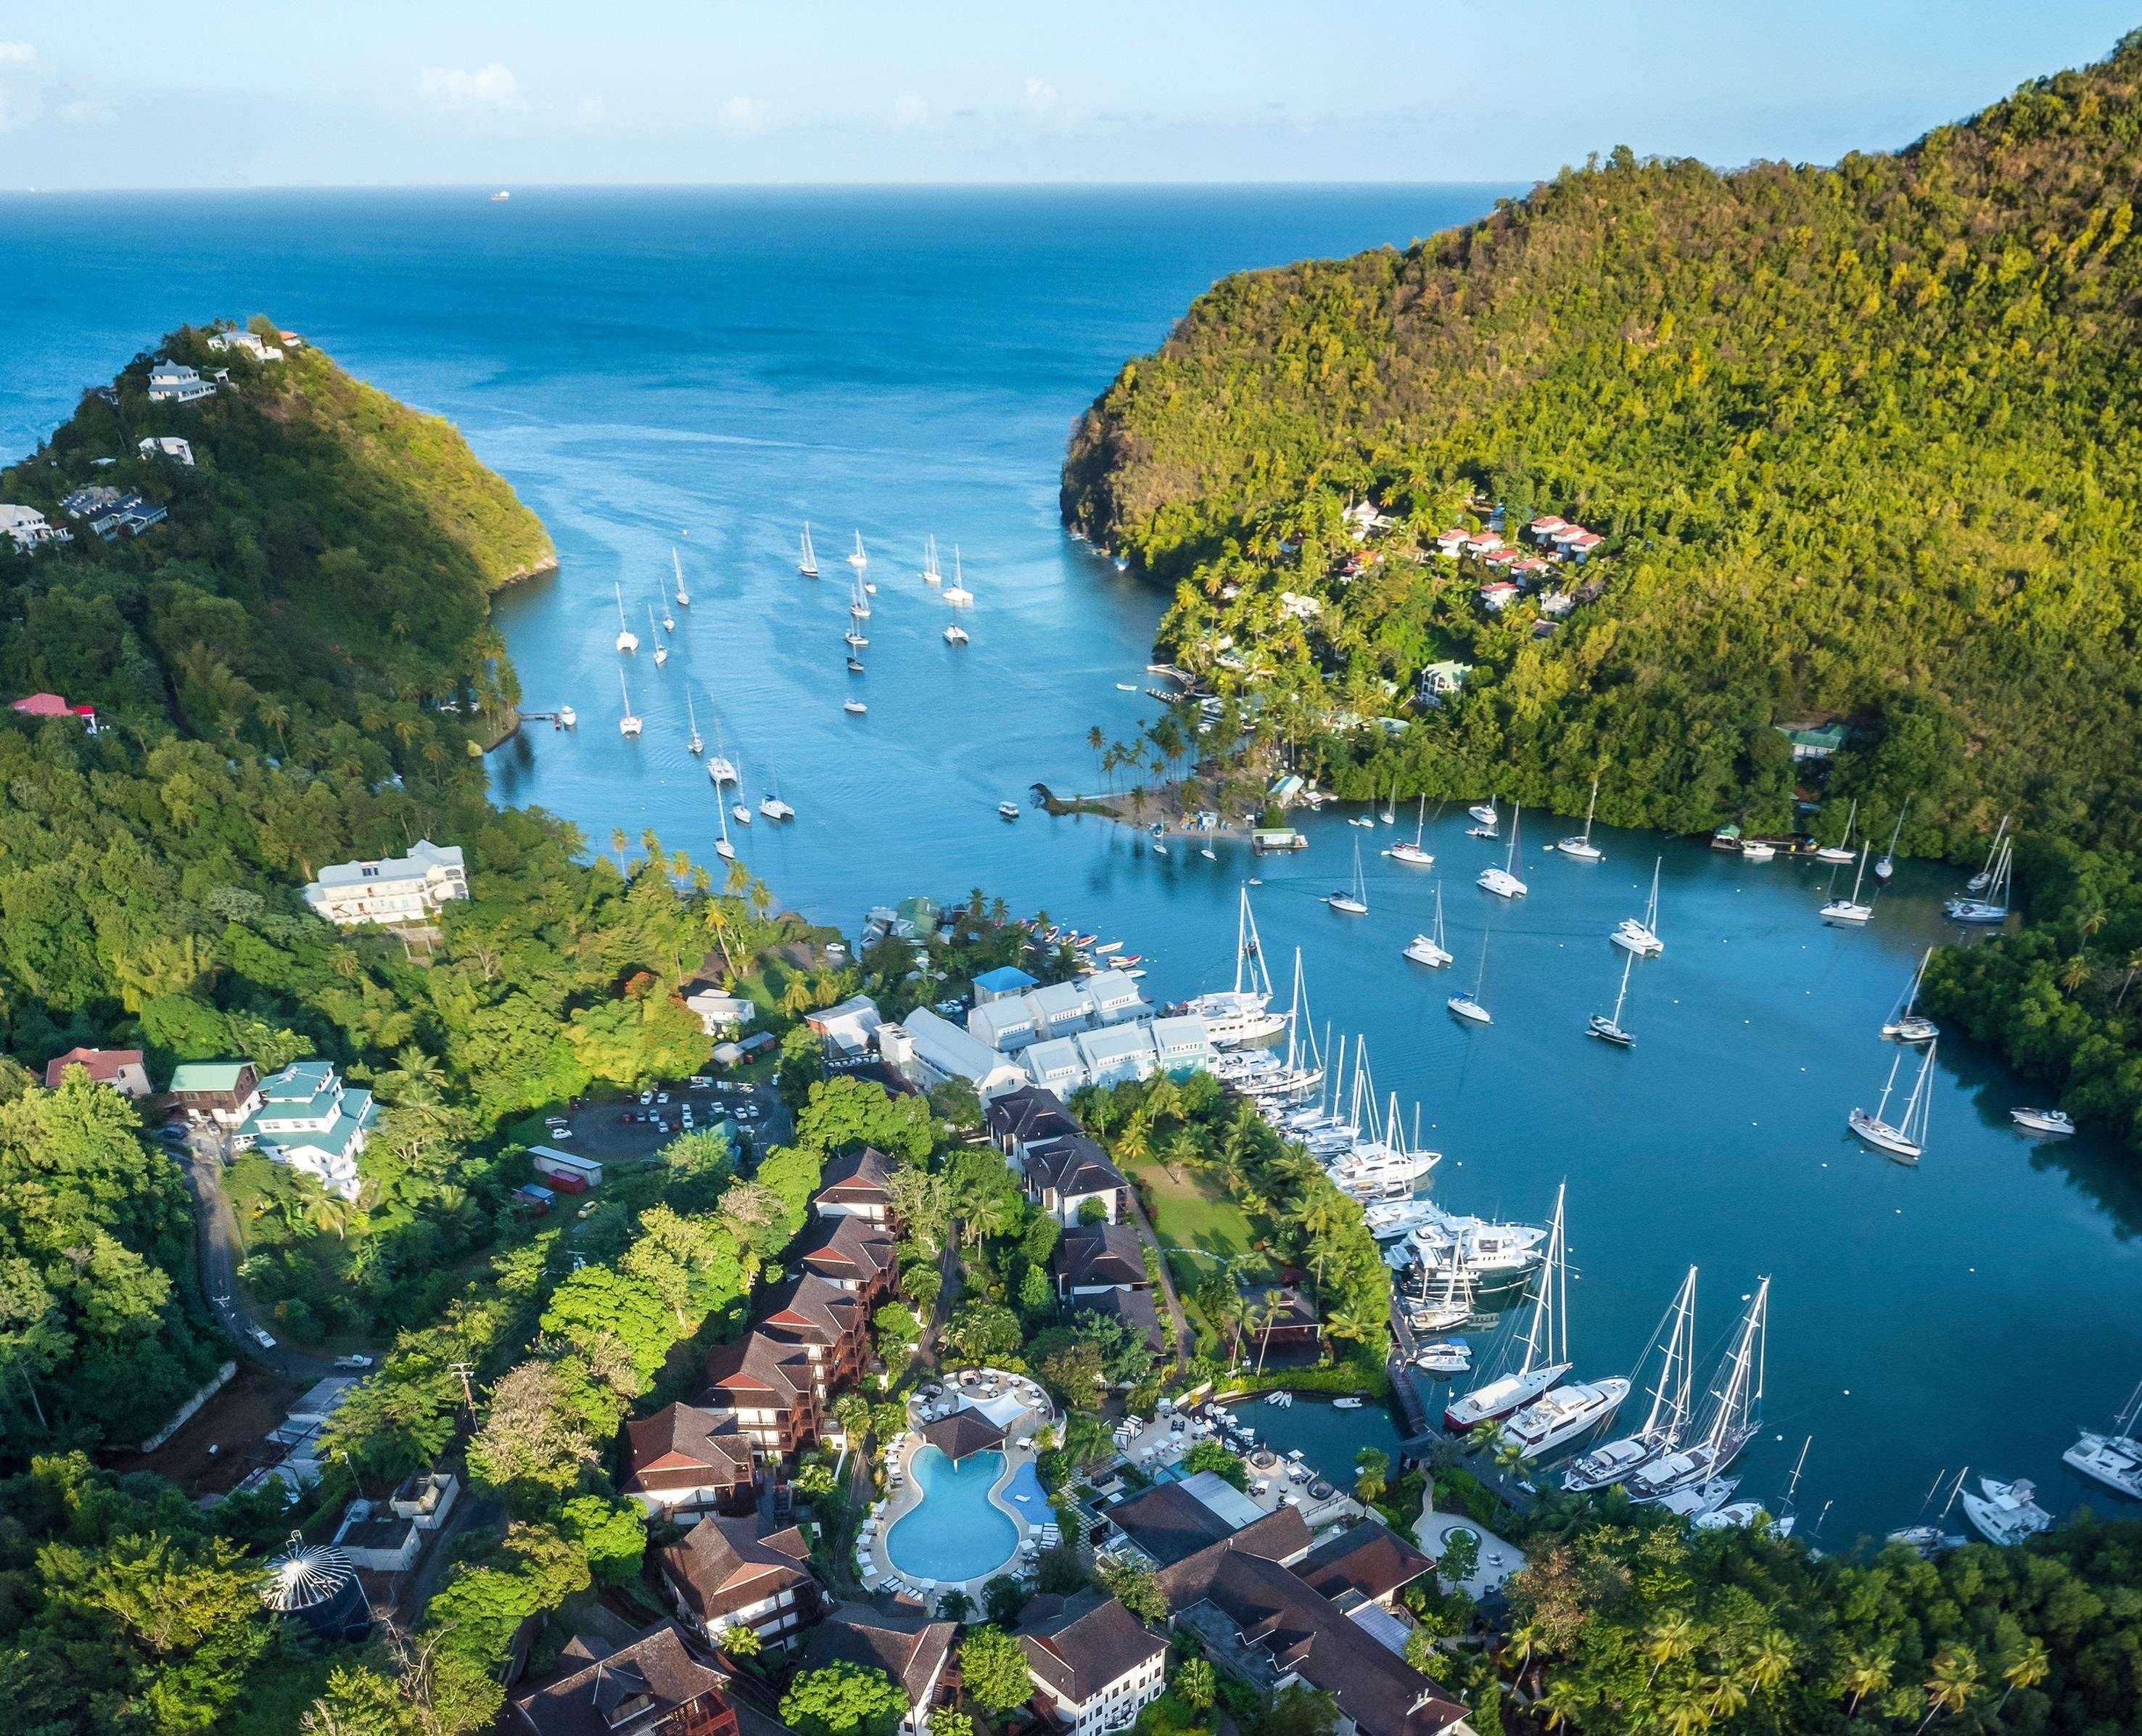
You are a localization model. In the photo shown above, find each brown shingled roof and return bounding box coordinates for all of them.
[918,1407,1008,1463]
[802,1605,955,1705]
[623,1404,754,1494]
[1018,1591,1166,1705]
[1296,1520,1433,1611]
[659,1515,815,1629]
[509,1621,730,1736]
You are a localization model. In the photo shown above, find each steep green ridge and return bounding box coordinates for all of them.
[1063,33,2142,852]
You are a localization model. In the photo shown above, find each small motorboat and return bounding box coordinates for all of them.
[2011,1106,2074,1136]
[1467,823,1499,840]
[1961,1476,2053,1546]
[1884,1526,1965,1557]
[1332,1396,1364,1410]
[1199,847,1217,860]
[1414,1340,1472,1375]
[1739,839,1776,861]
[843,699,868,716]
[846,657,865,673]
[998,801,1021,820]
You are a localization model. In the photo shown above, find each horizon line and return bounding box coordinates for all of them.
[1,176,1537,197]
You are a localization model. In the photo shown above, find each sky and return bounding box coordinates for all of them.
[1,1,2137,189]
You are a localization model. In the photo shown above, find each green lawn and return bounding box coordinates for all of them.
[1122,1152,1259,1266]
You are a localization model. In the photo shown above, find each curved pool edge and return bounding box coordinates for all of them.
[881,1444,1026,1587]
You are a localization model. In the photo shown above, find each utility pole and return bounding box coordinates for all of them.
[449,1361,477,1420]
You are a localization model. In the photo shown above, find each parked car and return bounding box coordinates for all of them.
[638,1090,654,1106]
[549,1126,576,1140]
[656,1091,670,1104]
[251,1326,277,1350]
[334,1354,374,1370]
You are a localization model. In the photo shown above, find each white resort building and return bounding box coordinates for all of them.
[147,362,216,403]
[236,1060,377,1200]
[302,839,469,927]
[139,435,196,465]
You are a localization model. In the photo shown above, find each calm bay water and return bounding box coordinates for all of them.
[6,186,2140,1544]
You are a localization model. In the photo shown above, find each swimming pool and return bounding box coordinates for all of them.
[883,1446,1020,1583]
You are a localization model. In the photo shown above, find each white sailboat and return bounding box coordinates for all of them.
[1874,797,1906,882]
[1564,1267,1700,1492]
[1945,836,2013,924]
[1478,801,1528,897]
[1965,814,2010,893]
[730,757,753,827]
[2064,1381,2142,1500]
[844,699,868,715]
[944,622,969,646]
[672,547,691,609]
[617,669,642,738]
[1816,798,1859,864]
[1626,1278,1769,1501]
[850,575,871,619]
[1184,886,1288,1047]
[713,795,735,861]
[848,530,868,572]
[1445,1185,1573,1431]
[1404,885,1454,968]
[1587,950,1637,1047]
[1327,838,1369,915]
[1612,857,1665,956]
[613,583,638,654]
[1818,841,1874,923]
[1961,1476,2053,1546]
[920,533,943,586]
[1448,927,1493,1024]
[1408,1246,1477,1333]
[1380,781,1396,826]
[1385,797,1435,867]
[1849,1040,1936,1161]
[1556,778,1603,861]
[648,605,667,665]
[799,522,820,578]
[760,770,794,822]
[706,718,738,786]
[942,545,973,606]
[1882,948,1938,1042]
[685,691,704,757]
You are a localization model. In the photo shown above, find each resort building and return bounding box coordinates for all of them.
[799,1608,957,1736]
[147,362,215,403]
[1016,1592,1170,1736]
[1021,1132,1129,1226]
[756,1273,873,1404]
[971,964,1039,1004]
[795,1213,898,1305]
[139,435,194,465]
[805,995,883,1056]
[622,1403,759,1518]
[169,1059,263,1127]
[7,691,97,730]
[0,506,71,551]
[986,1085,1082,1159]
[881,1008,1031,1102]
[1021,1037,1087,1095]
[700,1331,822,1461]
[685,988,758,1037]
[1296,1521,1435,1621]
[1777,720,1848,762]
[1111,1482,1310,1576]
[1229,1287,1323,1367]
[206,329,286,362]
[510,1622,738,1736]
[234,1060,377,1201]
[659,1513,821,1653]
[42,1046,153,1098]
[965,970,1153,1053]
[812,1145,898,1227]
[302,839,469,928]
[1054,1223,1149,1299]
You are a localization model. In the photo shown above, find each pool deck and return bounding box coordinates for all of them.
[858,1367,1059,1608]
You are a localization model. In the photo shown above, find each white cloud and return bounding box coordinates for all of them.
[0,42,36,65]
[416,63,527,118]
[1023,76,1058,115]
[717,94,770,134]
[892,89,929,131]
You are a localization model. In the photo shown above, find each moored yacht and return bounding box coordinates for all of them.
[672,547,691,609]
[617,668,641,737]
[2063,1381,2142,1500]
[1385,796,1435,867]
[1586,950,1638,1048]
[1182,886,1289,1046]
[1555,778,1604,861]
[1478,802,1528,897]
[942,545,973,606]
[1445,1185,1571,1431]
[1404,886,1454,968]
[1468,795,1499,827]
[2011,1106,2074,1135]
[1448,928,1493,1024]
[1961,1476,2053,1545]
[613,583,638,654]
[1882,948,1938,1042]
[799,522,820,578]
[1945,835,2013,923]
[1613,857,1666,956]
[1327,839,1369,915]
[1818,842,1875,923]
[760,772,794,821]
[648,604,668,665]
[1504,1375,1631,1459]
[1849,1042,1935,1162]
[1815,798,1859,864]
[1626,1278,1768,1503]
[1564,1267,1699,1494]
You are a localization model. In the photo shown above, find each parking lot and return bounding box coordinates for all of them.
[540,1076,785,1168]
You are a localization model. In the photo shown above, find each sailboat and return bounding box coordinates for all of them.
[1697,1433,1811,1534]
[1385,797,1435,868]
[2064,1381,2142,1500]
[798,522,820,578]
[942,545,973,606]
[1445,1185,1573,1431]
[850,575,871,619]
[613,583,638,654]
[1409,1246,1476,1332]
[920,534,943,586]
[1626,1278,1769,1501]
[1448,929,1493,1024]
[1816,798,1859,864]
[1587,951,1638,1047]
[1404,886,1454,967]
[1556,778,1604,861]
[1882,949,1938,1042]
[1380,781,1397,825]
[1874,798,1906,882]
[1613,857,1665,956]
[685,691,704,757]
[1327,839,1369,915]
[672,548,691,609]
[1945,837,2013,924]
[1478,801,1528,897]
[1564,1267,1700,1492]
[648,605,668,666]
[760,771,794,822]
[713,796,735,861]
[1848,1041,1935,1162]
[1183,887,1288,1046]
[617,669,642,738]
[847,530,868,572]
[705,719,738,786]
[730,759,753,827]
[1965,814,2010,894]
[1818,842,1874,923]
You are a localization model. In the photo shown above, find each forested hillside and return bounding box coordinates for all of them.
[1063,31,2142,855]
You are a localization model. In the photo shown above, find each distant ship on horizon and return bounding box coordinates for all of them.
[490,189,511,202]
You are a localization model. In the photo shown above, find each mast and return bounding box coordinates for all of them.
[1698,1278,1769,1455]
[1872,1050,1903,1126]
[1472,928,1491,1005]
[1505,802,1523,876]
[1842,798,1857,850]
[1235,886,1276,1000]
[1636,1267,1699,1438]
[1903,1042,1937,1146]
[1433,884,1446,947]
[1980,814,2010,882]
[1884,799,1908,860]
[1849,842,1869,905]
[1646,857,1661,932]
[1414,796,1427,850]
[1610,950,1634,1025]
[1583,777,1598,844]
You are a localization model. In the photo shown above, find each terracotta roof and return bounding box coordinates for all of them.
[761,1273,866,1349]
[1053,1224,1148,1291]
[510,1621,730,1736]
[623,1404,754,1493]
[1018,1592,1166,1704]
[797,1214,897,1284]
[919,1408,1008,1463]
[802,1605,955,1705]
[817,1145,896,1199]
[42,1047,143,1089]
[1150,1506,1313,1603]
[661,1514,815,1628]
[1295,1521,1434,1610]
[704,1330,816,1407]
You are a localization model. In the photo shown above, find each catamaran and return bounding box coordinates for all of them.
[1404,885,1454,968]
[1182,886,1289,1047]
[1961,1476,2052,1546]
[1386,797,1435,867]
[1882,948,1938,1042]
[1613,857,1665,956]
[647,605,667,665]
[1587,950,1638,1047]
[1327,838,1369,915]
[1626,1278,1769,1502]
[847,530,868,572]
[920,534,943,586]
[1444,1185,1573,1431]
[1448,927,1493,1024]
[944,623,969,646]
[1564,1267,1699,1492]
[798,522,820,578]
[1556,778,1604,861]
[1965,814,2010,893]
[1816,798,1858,864]
[760,771,794,822]
[1818,842,1874,923]
[1478,801,1528,897]
[1874,797,1906,882]
[2064,1381,2142,1500]
[672,548,691,609]
[685,691,704,757]
[1849,1041,1935,1161]
[1945,836,2012,924]
[614,583,638,654]
[617,669,642,738]
[706,718,737,786]
[942,546,973,606]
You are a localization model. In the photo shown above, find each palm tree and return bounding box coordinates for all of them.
[1746,1629,1796,1695]
[1842,1647,1895,1716]
[1252,1288,1288,1373]
[1657,1683,1713,1736]
[2115,945,2142,1009]
[1502,1622,1544,1695]
[1917,1647,1980,1735]
[610,827,629,871]
[1535,1679,1584,1732]
[1176,1659,1215,1714]
[1704,1671,1748,1724]
[2058,953,2093,998]
[1644,1611,1700,1689]
[1995,1638,2048,1715]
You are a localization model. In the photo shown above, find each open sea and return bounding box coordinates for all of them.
[7,185,2140,1543]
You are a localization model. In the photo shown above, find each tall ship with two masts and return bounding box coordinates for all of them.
[1562,1267,1700,1492]
[1179,886,1289,1048]
[1625,1277,1770,1502]
[1444,1185,1573,1431]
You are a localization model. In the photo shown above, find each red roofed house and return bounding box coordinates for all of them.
[701,1330,822,1463]
[1477,582,1521,612]
[622,1403,759,1518]
[44,1047,152,1098]
[1565,531,1605,559]
[1526,516,1567,540]
[10,693,99,733]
